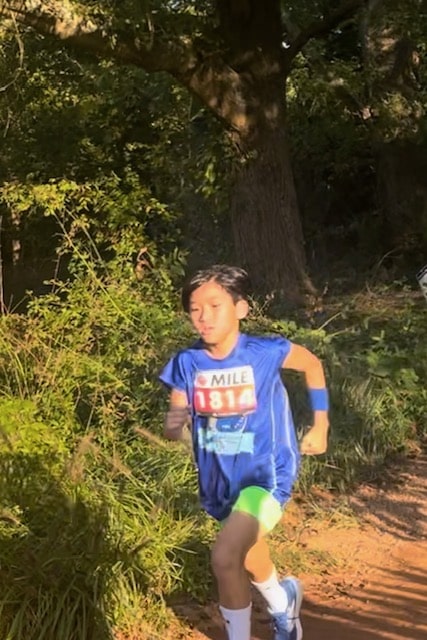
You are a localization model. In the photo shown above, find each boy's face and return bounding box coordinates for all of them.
[188,279,248,347]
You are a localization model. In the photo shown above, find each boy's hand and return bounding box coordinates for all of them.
[165,406,190,437]
[300,423,329,455]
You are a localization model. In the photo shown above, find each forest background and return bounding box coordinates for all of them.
[0,1,425,639]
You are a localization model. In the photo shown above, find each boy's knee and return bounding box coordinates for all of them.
[211,540,242,576]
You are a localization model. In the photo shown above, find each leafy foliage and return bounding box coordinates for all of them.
[287,0,427,265]
[0,27,229,295]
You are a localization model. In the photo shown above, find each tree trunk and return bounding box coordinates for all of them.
[230,124,309,304]
[210,0,313,304]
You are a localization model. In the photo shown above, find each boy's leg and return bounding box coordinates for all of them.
[212,510,260,608]
[246,538,303,640]
[236,488,303,640]
[245,539,291,613]
[212,487,302,640]
[249,538,303,640]
[211,510,260,640]
[244,535,274,582]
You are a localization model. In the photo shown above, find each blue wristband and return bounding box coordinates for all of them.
[309,388,329,411]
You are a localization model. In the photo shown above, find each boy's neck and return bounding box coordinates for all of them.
[203,332,240,359]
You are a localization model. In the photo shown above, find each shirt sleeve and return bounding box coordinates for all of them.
[270,335,292,366]
[159,352,188,393]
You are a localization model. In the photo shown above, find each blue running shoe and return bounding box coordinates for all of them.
[270,576,303,640]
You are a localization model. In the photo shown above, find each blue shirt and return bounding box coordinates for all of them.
[159,333,300,520]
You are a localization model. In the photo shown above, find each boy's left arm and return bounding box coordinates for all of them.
[282,343,329,455]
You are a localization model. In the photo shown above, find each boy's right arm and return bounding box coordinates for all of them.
[164,388,190,441]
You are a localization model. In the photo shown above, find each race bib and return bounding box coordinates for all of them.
[193,365,257,416]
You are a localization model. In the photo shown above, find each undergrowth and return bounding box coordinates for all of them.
[0,232,425,638]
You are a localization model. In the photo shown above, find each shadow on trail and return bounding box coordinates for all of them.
[169,555,427,640]
[349,454,427,541]
[302,555,427,640]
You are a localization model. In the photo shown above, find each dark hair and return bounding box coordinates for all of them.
[181,264,250,312]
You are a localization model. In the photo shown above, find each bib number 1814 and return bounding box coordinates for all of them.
[194,385,256,415]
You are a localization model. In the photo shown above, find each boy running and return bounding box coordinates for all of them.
[159,265,329,640]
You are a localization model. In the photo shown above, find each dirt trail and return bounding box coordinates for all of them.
[168,454,427,640]
[298,454,427,640]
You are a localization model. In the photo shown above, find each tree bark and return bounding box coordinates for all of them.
[211,0,311,301]
[229,106,309,302]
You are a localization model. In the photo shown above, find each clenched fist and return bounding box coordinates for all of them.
[164,406,190,440]
[300,423,329,455]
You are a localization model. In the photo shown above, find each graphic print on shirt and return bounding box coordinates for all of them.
[194,365,257,456]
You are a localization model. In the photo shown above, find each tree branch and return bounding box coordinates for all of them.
[1,0,249,130]
[1,0,195,72]
[284,0,368,65]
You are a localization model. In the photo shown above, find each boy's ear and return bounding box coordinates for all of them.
[236,299,249,320]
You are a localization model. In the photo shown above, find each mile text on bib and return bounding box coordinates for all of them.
[193,365,257,416]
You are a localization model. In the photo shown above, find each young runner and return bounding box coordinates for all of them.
[159,265,329,640]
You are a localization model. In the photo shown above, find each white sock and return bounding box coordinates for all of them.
[219,603,252,640]
[252,569,288,613]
